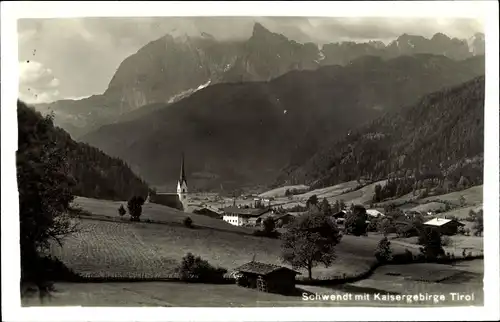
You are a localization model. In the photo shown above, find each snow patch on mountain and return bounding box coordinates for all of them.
[197,79,212,90]
[167,79,212,104]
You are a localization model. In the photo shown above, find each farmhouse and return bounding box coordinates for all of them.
[366,209,385,218]
[222,207,272,226]
[254,197,272,208]
[234,261,300,294]
[253,212,295,228]
[404,210,422,218]
[273,213,295,227]
[150,154,189,211]
[192,206,223,219]
[332,210,346,224]
[424,218,465,235]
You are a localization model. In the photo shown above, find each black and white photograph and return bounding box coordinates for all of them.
[1,1,499,321]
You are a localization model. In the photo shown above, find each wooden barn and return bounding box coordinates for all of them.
[234,261,300,294]
[424,218,465,236]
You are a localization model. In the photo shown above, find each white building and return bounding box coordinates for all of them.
[176,153,188,208]
[222,206,272,227]
[366,209,385,218]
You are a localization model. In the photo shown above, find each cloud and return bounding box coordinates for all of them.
[18,60,61,104]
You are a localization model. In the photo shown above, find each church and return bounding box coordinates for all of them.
[149,154,188,211]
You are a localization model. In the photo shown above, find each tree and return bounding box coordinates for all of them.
[177,253,227,282]
[306,195,318,209]
[472,209,483,236]
[118,204,126,216]
[281,211,342,279]
[459,195,467,207]
[127,196,145,221]
[183,216,193,228]
[374,237,393,263]
[377,217,395,236]
[339,200,347,211]
[419,227,445,260]
[333,200,341,213]
[345,205,368,236]
[373,184,382,203]
[17,104,78,295]
[263,217,276,234]
[320,198,332,216]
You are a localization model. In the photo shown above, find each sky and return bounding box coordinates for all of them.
[18,17,484,104]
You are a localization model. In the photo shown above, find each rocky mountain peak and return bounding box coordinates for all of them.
[252,22,272,37]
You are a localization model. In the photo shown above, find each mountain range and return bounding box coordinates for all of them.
[80,53,484,192]
[34,23,485,139]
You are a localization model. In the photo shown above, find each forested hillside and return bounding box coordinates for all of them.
[17,101,150,201]
[280,76,485,196]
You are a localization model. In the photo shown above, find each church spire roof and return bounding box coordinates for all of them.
[179,153,187,185]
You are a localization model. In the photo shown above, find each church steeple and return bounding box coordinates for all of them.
[179,152,187,185]
[177,153,188,204]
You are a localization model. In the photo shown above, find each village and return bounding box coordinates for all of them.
[105,155,481,297]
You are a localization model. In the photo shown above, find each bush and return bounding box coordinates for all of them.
[374,237,392,263]
[367,218,380,232]
[118,204,126,217]
[344,205,368,236]
[263,217,276,234]
[377,218,396,236]
[183,217,193,228]
[177,253,227,283]
[419,228,445,260]
[253,229,280,238]
[127,196,145,221]
[392,248,414,264]
[441,235,452,246]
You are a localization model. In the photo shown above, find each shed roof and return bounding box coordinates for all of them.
[424,218,465,227]
[332,210,346,218]
[195,206,223,215]
[223,207,271,216]
[235,261,300,276]
[366,209,385,218]
[273,213,294,221]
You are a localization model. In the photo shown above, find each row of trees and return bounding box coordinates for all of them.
[279,205,456,279]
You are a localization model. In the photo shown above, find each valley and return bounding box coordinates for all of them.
[16,17,488,309]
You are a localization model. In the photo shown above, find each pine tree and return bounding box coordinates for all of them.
[320,198,332,216]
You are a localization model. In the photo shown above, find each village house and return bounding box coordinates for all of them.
[423,218,465,235]
[192,205,224,219]
[254,197,272,208]
[366,208,385,218]
[273,213,295,227]
[234,261,300,294]
[252,212,296,228]
[404,210,422,219]
[332,210,346,224]
[222,206,272,227]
